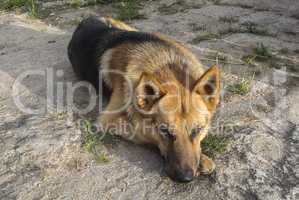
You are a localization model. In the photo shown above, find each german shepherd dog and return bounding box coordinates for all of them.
[68,16,220,182]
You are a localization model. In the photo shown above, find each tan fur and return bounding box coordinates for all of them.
[100,48,115,88]
[101,17,138,31]
[99,17,220,180]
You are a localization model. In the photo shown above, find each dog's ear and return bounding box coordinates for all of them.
[135,73,165,112]
[193,66,220,111]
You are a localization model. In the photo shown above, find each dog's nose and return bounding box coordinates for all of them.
[174,169,194,182]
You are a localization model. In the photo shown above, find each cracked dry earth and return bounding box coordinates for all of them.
[0,0,299,199]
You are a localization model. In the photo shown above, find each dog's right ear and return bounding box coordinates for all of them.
[193,65,220,112]
[135,73,165,112]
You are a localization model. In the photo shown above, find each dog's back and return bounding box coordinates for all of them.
[68,17,166,93]
[68,17,114,95]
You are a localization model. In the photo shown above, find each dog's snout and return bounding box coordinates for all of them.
[173,168,194,182]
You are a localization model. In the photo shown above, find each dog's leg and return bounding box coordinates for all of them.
[99,89,126,133]
[100,17,138,31]
[99,97,146,144]
[99,112,127,136]
[199,153,216,175]
[99,90,135,139]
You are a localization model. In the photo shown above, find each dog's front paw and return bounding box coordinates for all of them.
[199,153,216,175]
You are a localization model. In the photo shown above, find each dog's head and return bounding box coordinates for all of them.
[134,66,220,182]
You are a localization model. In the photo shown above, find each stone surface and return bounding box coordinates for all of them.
[0,0,299,199]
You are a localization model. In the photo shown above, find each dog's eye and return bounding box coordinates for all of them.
[190,126,202,140]
[159,124,176,140]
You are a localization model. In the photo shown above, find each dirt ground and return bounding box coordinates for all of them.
[0,0,298,199]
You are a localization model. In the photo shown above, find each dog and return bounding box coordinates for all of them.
[68,16,220,182]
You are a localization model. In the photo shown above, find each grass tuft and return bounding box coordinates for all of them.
[254,42,272,61]
[189,23,207,32]
[0,0,27,10]
[242,54,256,65]
[116,0,145,21]
[0,0,40,18]
[202,134,229,158]
[242,43,272,64]
[227,78,251,95]
[27,0,38,18]
[242,22,270,36]
[69,0,82,8]
[80,120,116,163]
[218,16,239,23]
[190,32,220,44]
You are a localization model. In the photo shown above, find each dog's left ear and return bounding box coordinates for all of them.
[193,65,220,111]
[135,73,165,112]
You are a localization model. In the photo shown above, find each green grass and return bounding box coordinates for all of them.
[80,120,116,163]
[116,0,144,21]
[189,23,207,32]
[242,22,271,36]
[28,0,38,18]
[254,42,272,61]
[67,0,143,19]
[0,0,40,18]
[202,134,229,158]
[190,32,220,44]
[242,54,256,65]
[69,0,82,8]
[218,22,271,36]
[0,104,5,112]
[218,16,239,23]
[0,0,27,10]
[242,43,273,64]
[226,78,251,95]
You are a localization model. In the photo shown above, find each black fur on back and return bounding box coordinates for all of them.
[67,16,166,97]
